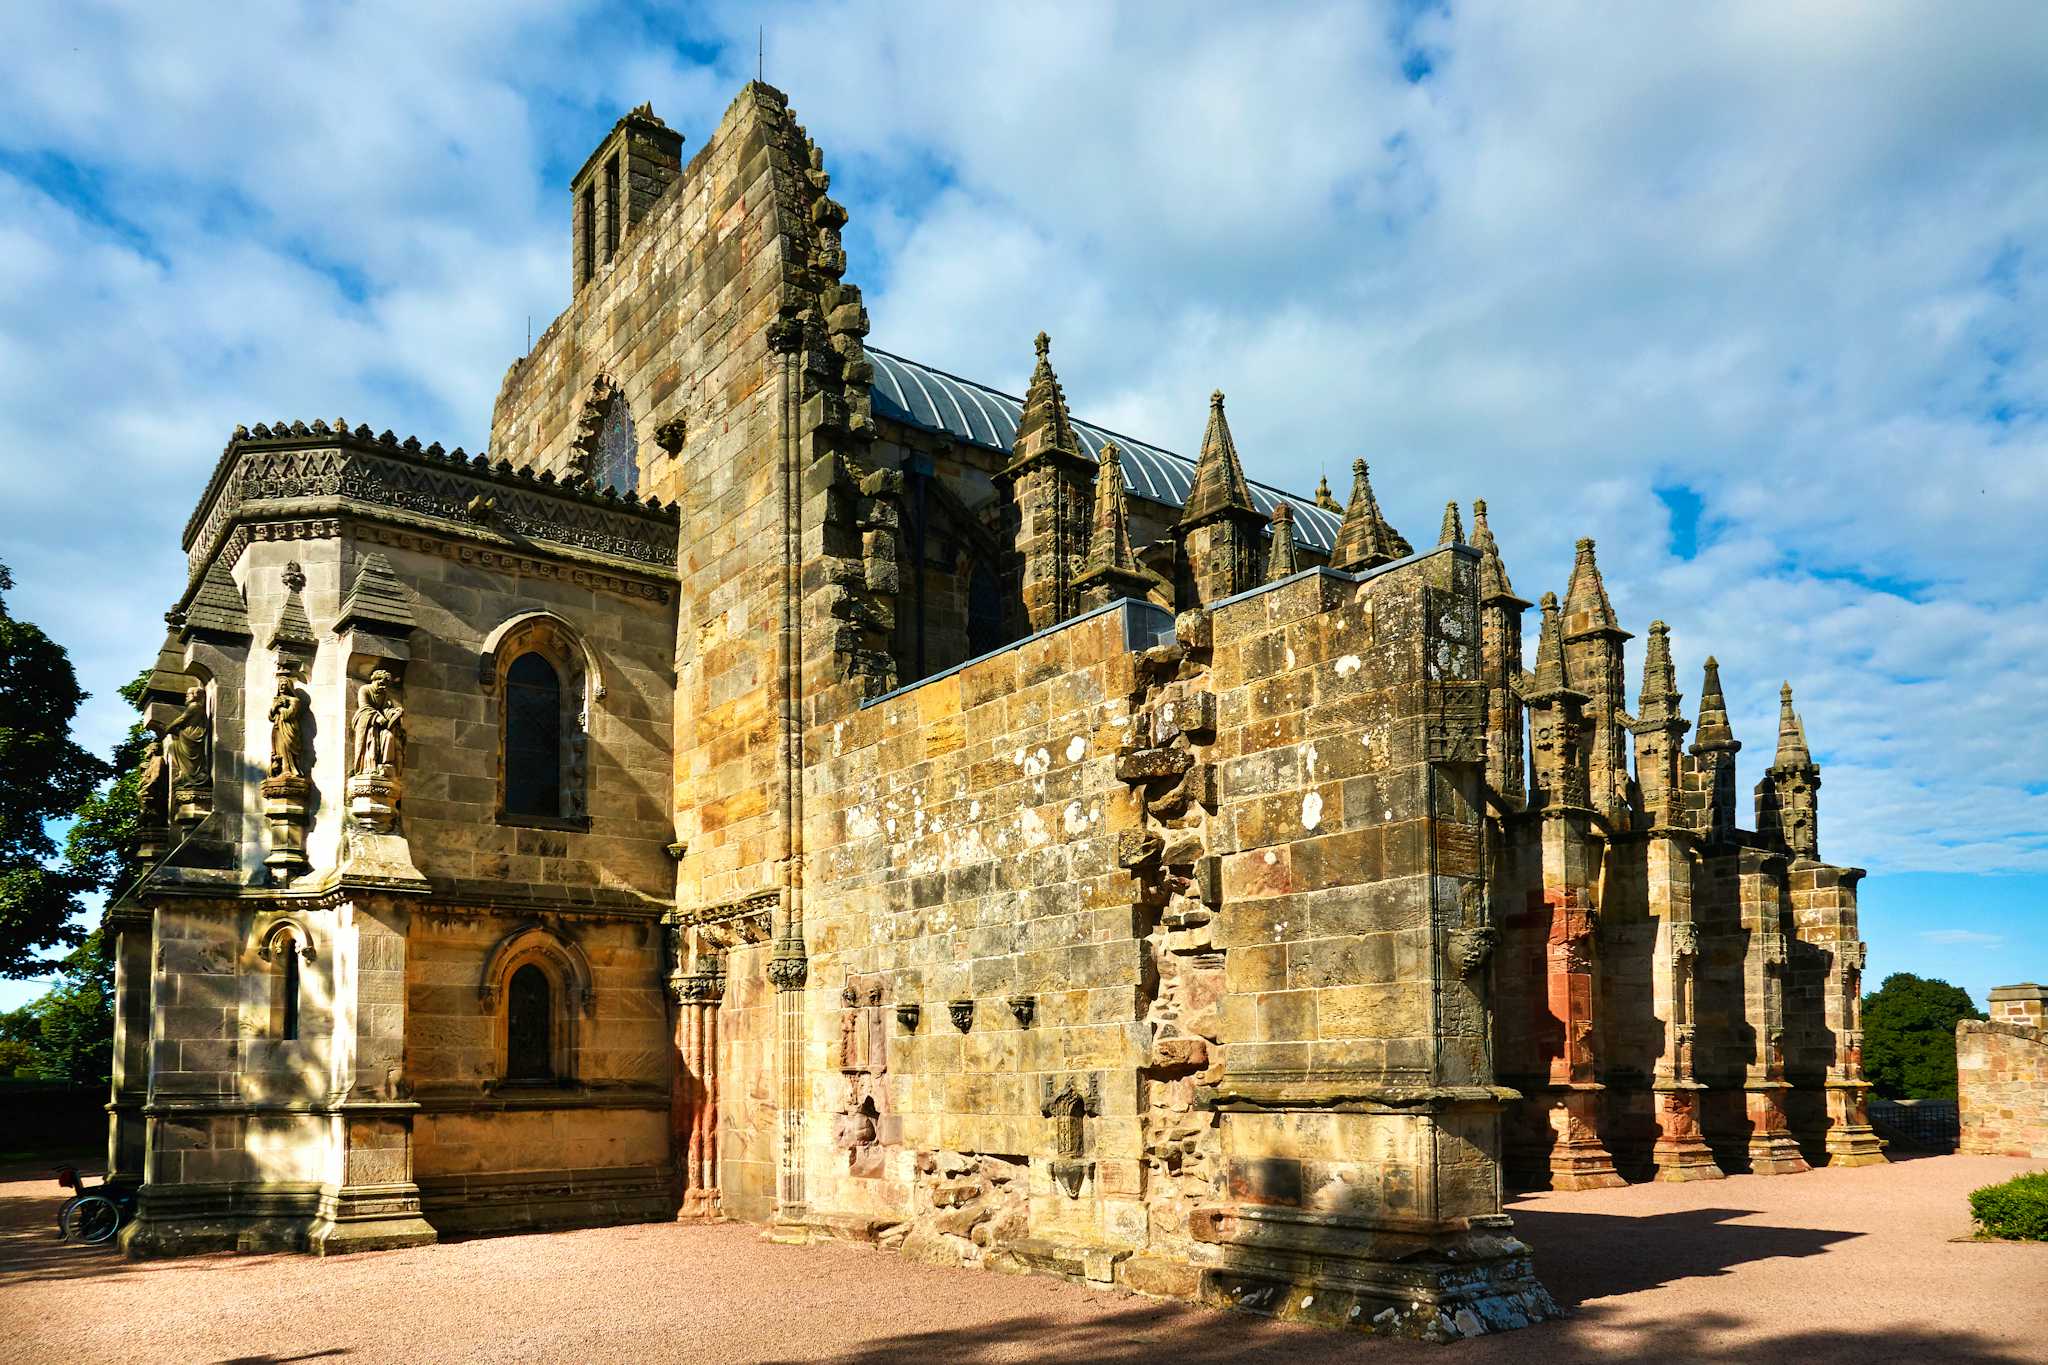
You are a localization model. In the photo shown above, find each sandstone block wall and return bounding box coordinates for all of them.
[1959,985,2048,1159]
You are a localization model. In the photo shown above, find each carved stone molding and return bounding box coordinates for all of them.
[1447,925,1499,979]
[185,438,680,586]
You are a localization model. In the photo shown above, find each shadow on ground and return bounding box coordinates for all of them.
[772,1305,2030,1365]
[1507,1204,1857,1305]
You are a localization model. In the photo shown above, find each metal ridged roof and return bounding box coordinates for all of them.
[867,347,1341,553]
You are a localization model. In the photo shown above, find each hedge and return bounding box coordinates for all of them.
[1968,1170,2048,1242]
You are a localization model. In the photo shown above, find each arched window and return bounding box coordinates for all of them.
[505,652,563,818]
[506,964,554,1082]
[967,562,1005,656]
[597,394,638,494]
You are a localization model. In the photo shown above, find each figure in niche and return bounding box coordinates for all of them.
[136,736,168,822]
[351,669,405,776]
[164,685,211,794]
[269,670,309,779]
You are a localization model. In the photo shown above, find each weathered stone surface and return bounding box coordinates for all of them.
[112,80,1874,1341]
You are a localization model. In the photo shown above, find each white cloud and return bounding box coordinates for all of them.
[1,0,2045,882]
[1918,930,2006,947]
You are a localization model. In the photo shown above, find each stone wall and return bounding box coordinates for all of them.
[787,548,1554,1335]
[1959,984,2048,1159]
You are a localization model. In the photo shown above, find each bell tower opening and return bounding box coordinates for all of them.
[570,104,686,295]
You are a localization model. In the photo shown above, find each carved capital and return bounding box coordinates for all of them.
[766,952,809,993]
[949,998,975,1033]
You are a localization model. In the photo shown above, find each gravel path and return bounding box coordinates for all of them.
[2,1154,2042,1363]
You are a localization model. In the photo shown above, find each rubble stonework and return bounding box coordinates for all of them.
[107,82,1881,1336]
[1959,985,2048,1159]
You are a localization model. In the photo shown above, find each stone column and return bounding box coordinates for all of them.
[1646,832,1720,1180]
[1738,851,1808,1175]
[104,899,154,1192]
[673,961,726,1218]
[1530,816,1623,1190]
[308,897,436,1254]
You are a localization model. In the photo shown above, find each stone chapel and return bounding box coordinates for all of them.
[105,83,1880,1340]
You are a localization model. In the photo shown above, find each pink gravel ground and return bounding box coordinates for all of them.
[1,1154,2042,1364]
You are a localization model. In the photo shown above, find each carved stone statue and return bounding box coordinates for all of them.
[351,669,405,775]
[164,685,211,794]
[269,672,309,779]
[136,736,168,822]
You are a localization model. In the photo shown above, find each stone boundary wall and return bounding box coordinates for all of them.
[1958,983,2048,1159]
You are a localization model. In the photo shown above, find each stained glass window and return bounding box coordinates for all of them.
[597,396,638,494]
[505,652,562,818]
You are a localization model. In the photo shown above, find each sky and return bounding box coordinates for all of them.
[0,1,2043,1010]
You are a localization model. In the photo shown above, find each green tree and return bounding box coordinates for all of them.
[0,562,113,977]
[0,1002,40,1077]
[21,929,114,1084]
[1862,972,1984,1100]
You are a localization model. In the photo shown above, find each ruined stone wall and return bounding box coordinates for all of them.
[781,547,1550,1335]
[1959,986,2048,1159]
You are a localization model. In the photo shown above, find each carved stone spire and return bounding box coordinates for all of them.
[1180,390,1257,528]
[267,561,316,658]
[1075,441,1154,608]
[1692,656,1738,754]
[1001,332,1097,629]
[1522,592,1588,810]
[1689,655,1742,843]
[1469,500,1526,607]
[1329,459,1408,571]
[1637,621,1681,723]
[1525,593,1581,703]
[1758,680,1821,859]
[1560,538,1632,818]
[1314,473,1342,513]
[1470,498,1530,805]
[1773,682,1813,770]
[1264,501,1300,583]
[1561,537,1626,641]
[1010,331,1082,468]
[1630,621,1690,824]
[1438,501,1464,547]
[1177,391,1266,604]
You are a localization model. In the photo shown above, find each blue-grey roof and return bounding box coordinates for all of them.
[867,347,1341,554]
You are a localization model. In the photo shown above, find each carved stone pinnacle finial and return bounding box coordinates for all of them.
[1034,331,1050,358]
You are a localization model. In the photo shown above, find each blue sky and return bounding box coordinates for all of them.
[1,2,2044,1010]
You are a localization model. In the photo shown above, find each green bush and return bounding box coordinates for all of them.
[1968,1171,2048,1242]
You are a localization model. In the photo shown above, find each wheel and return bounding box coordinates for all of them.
[56,1193,81,1240]
[66,1194,121,1245]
